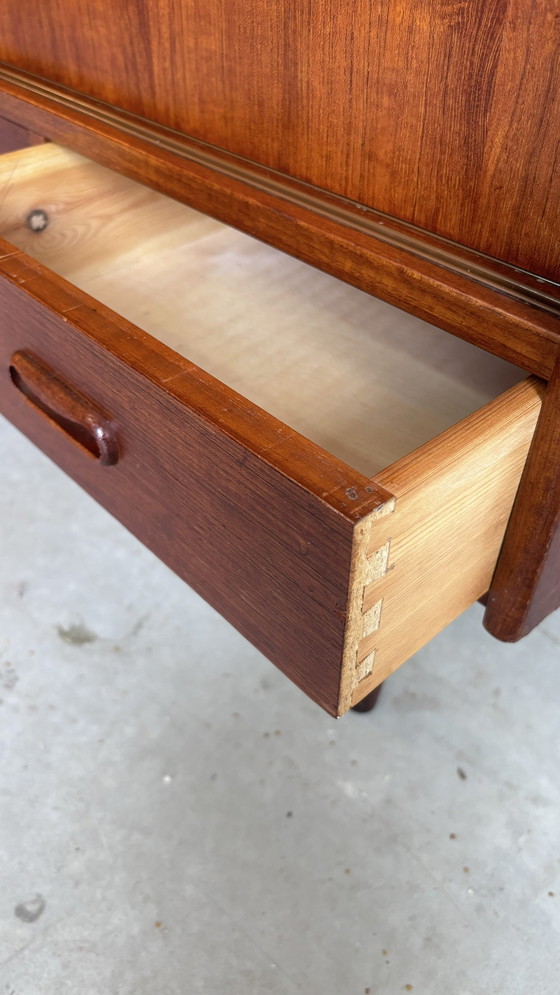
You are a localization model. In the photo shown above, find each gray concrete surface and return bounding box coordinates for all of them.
[0,415,559,995]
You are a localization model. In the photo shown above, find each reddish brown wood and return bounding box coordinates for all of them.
[0,76,558,379]
[9,349,119,465]
[1,1,559,280]
[0,111,44,153]
[0,244,392,715]
[484,356,560,641]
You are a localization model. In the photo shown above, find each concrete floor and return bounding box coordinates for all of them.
[1,414,559,995]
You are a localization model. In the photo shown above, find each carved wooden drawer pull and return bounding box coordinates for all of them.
[9,350,119,466]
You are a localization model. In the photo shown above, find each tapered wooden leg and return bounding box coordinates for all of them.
[351,684,382,712]
[484,355,560,641]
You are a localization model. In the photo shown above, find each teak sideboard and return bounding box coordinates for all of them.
[0,2,558,716]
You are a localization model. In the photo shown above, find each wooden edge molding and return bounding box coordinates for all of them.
[0,66,559,378]
[338,377,545,715]
[484,355,560,640]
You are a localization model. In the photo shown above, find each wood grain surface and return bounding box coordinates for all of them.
[341,378,545,711]
[1,1,559,280]
[484,356,560,640]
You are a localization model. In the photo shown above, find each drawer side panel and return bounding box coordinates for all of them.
[341,378,544,712]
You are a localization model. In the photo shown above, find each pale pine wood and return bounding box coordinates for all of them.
[0,142,215,270]
[339,378,545,713]
[0,144,524,475]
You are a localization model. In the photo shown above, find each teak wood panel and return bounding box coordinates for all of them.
[0,245,395,717]
[340,379,544,709]
[1,0,559,280]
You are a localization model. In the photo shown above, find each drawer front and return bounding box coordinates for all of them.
[0,246,390,716]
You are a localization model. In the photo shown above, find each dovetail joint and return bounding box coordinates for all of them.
[353,538,391,686]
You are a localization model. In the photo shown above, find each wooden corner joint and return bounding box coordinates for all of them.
[355,538,391,682]
[337,497,396,715]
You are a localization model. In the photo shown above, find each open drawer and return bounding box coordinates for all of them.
[0,144,544,715]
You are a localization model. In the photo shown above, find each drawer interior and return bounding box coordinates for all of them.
[0,144,524,476]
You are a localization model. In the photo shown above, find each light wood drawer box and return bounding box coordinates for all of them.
[0,144,544,715]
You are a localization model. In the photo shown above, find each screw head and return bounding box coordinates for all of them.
[26,208,49,232]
